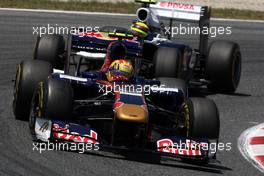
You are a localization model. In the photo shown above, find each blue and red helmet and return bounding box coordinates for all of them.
[106,59,134,82]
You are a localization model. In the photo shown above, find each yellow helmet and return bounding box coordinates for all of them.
[131,22,149,38]
[107,60,134,82]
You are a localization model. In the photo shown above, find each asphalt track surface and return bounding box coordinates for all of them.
[0,9,264,176]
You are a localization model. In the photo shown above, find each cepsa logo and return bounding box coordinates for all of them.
[159,2,194,10]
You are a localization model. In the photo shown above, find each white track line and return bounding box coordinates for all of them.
[211,17,264,23]
[0,7,264,23]
[238,123,264,174]
[0,8,135,16]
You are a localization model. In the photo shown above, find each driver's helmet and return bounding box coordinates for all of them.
[106,59,133,82]
[130,22,149,39]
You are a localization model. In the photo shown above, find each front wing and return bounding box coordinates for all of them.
[33,117,215,160]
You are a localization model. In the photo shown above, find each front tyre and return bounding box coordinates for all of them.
[187,98,220,139]
[183,98,220,163]
[29,79,73,138]
[13,60,52,120]
[36,78,73,120]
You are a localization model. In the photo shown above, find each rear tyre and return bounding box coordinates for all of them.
[154,47,181,78]
[34,34,65,69]
[13,60,52,120]
[206,40,242,93]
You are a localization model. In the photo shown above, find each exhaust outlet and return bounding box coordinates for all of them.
[136,8,150,22]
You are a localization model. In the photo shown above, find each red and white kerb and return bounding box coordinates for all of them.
[238,123,264,173]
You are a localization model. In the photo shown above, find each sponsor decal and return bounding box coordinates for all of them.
[35,118,52,142]
[157,138,203,156]
[52,123,98,144]
[159,2,195,10]
[39,122,49,133]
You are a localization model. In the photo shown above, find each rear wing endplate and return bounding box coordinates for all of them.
[149,2,211,56]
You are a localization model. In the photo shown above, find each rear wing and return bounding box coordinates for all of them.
[136,1,211,56]
[150,2,208,22]
[151,2,210,56]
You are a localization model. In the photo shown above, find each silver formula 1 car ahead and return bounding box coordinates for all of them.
[31,0,242,95]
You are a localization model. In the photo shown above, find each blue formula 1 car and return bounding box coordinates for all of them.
[30,0,241,95]
[13,29,220,163]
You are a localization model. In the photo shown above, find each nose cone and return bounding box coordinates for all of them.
[115,104,148,123]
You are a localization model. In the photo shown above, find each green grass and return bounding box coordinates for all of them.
[0,0,141,13]
[0,0,264,20]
